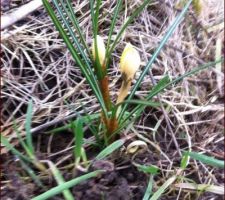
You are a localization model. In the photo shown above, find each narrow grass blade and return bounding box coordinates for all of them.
[150,175,177,200]
[53,0,101,83]
[48,161,74,200]
[42,0,107,116]
[19,158,46,189]
[108,0,152,57]
[185,151,224,168]
[49,112,101,133]
[143,175,154,200]
[119,0,193,120]
[180,151,190,169]
[72,117,84,164]
[13,121,33,158]
[90,0,104,78]
[105,0,122,67]
[120,100,161,107]
[25,100,34,155]
[1,135,32,163]
[65,0,91,57]
[32,170,102,200]
[96,139,125,160]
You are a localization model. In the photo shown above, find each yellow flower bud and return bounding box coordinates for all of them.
[92,35,106,67]
[120,43,141,81]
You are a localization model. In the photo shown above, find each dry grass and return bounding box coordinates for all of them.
[1,0,224,199]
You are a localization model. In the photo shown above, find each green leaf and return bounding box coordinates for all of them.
[25,100,34,155]
[185,151,224,168]
[137,164,159,175]
[32,170,102,200]
[72,117,84,164]
[96,139,125,160]
[119,0,193,120]
[180,151,189,169]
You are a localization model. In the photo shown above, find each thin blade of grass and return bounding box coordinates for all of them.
[108,0,152,58]
[48,112,101,133]
[19,158,46,189]
[143,175,154,200]
[96,139,125,160]
[105,0,122,68]
[185,151,224,168]
[1,135,32,163]
[71,117,84,165]
[65,0,91,57]
[25,100,34,155]
[90,0,104,78]
[31,170,102,200]
[150,174,178,200]
[118,0,193,120]
[48,161,74,200]
[42,0,107,116]
[13,121,33,158]
[53,0,101,82]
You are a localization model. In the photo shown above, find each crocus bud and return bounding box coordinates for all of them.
[120,43,140,81]
[92,35,106,67]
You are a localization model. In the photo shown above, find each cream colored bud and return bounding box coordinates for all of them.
[92,35,106,67]
[120,43,141,81]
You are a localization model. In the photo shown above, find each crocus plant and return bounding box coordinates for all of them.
[92,36,141,143]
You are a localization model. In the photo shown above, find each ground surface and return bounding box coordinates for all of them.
[1,0,224,199]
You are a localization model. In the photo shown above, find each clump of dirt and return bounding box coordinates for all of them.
[72,160,147,200]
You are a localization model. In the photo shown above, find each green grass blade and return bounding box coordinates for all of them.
[108,0,152,57]
[53,0,100,82]
[96,139,125,160]
[137,164,159,175]
[32,170,102,200]
[105,0,122,67]
[143,175,154,200]
[48,161,74,200]
[150,175,177,200]
[90,0,104,78]
[180,151,190,169]
[13,121,34,158]
[185,151,224,168]
[1,135,32,163]
[119,0,193,120]
[54,0,88,59]
[65,0,91,57]
[42,0,108,116]
[19,158,46,189]
[25,100,34,155]
[72,117,84,164]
